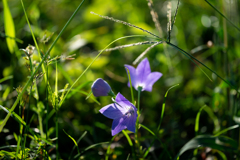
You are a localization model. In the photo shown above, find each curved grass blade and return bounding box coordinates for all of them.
[205,0,240,32]
[3,0,17,54]
[195,105,206,136]
[0,0,85,132]
[158,84,179,130]
[73,142,109,159]
[69,131,87,160]
[195,105,220,135]
[214,125,239,137]
[175,135,238,160]
[0,75,13,83]
[63,129,80,154]
[140,124,172,159]
[122,130,136,159]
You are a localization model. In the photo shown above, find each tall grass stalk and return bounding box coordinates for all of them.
[0,0,86,133]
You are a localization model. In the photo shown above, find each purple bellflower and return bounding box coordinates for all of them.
[124,58,162,92]
[99,93,138,136]
[91,78,115,97]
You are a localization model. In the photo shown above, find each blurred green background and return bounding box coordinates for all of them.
[0,0,240,159]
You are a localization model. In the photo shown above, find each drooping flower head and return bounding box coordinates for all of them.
[99,93,138,136]
[91,78,114,97]
[124,58,162,92]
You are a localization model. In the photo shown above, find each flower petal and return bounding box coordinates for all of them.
[126,113,137,133]
[143,72,163,92]
[136,58,151,85]
[111,116,128,136]
[124,64,138,90]
[99,103,125,119]
[115,93,134,111]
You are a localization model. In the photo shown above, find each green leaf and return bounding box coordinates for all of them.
[175,135,238,160]
[3,0,17,54]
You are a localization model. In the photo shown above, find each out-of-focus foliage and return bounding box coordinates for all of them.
[0,0,240,159]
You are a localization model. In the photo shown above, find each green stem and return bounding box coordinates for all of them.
[0,0,85,133]
[46,63,49,140]
[135,87,142,157]
[125,67,134,104]
[167,42,238,91]
[56,109,59,160]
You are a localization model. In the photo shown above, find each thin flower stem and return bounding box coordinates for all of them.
[55,61,59,159]
[125,67,134,104]
[46,63,49,140]
[135,87,142,157]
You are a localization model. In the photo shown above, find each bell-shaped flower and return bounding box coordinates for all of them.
[124,58,162,92]
[91,78,114,97]
[99,93,138,136]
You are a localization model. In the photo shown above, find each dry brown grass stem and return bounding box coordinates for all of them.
[98,41,159,53]
[146,0,163,37]
[91,12,160,39]
[133,41,162,65]
[171,0,180,34]
[167,2,172,35]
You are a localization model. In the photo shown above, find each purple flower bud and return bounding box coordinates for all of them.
[91,78,113,97]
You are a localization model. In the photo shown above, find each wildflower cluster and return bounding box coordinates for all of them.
[91,58,162,136]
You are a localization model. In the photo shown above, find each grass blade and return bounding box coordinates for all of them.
[214,125,239,137]
[63,129,80,154]
[140,124,172,159]
[0,0,85,132]
[73,142,109,159]
[3,0,16,54]
[158,84,179,130]
[175,135,238,160]
[122,130,136,159]
[0,75,13,83]
[205,0,240,32]
[167,42,238,91]
[69,131,87,160]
